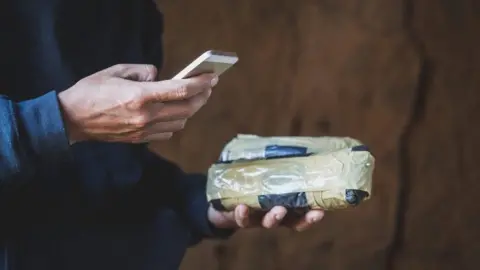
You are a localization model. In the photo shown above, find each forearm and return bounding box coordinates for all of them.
[178,173,234,244]
[141,150,234,244]
[0,91,71,211]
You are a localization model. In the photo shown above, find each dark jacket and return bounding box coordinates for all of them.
[0,1,230,269]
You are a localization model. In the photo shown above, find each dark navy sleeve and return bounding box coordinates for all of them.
[141,151,235,245]
[0,91,70,203]
[176,173,235,245]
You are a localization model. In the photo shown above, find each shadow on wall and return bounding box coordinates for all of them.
[151,0,480,269]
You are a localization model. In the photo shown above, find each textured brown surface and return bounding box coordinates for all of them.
[390,1,480,269]
[150,0,480,269]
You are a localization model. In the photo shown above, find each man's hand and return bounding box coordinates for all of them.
[208,204,325,232]
[58,64,218,144]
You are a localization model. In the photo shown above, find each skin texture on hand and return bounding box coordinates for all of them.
[57,64,218,144]
[208,204,325,232]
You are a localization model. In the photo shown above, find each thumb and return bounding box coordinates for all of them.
[97,64,158,81]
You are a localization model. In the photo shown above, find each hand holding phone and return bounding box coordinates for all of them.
[145,50,237,147]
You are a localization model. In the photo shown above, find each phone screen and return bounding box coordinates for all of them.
[172,51,238,79]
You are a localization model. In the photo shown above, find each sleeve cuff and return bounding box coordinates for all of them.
[17,91,71,166]
[185,174,236,244]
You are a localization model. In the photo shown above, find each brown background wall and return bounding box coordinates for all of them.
[151,0,480,269]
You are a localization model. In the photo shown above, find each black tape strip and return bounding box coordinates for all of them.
[215,160,233,164]
[215,145,311,164]
[351,145,370,152]
[264,145,309,159]
[210,199,227,211]
[258,192,308,210]
[345,189,370,206]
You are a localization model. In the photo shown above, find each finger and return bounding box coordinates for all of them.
[234,204,249,228]
[146,119,187,134]
[97,64,157,81]
[107,131,173,143]
[137,132,173,143]
[146,90,212,122]
[293,210,325,232]
[103,90,207,140]
[204,88,213,99]
[262,206,288,229]
[119,119,186,143]
[141,73,217,102]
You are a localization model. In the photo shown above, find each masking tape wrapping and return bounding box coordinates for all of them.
[206,134,375,211]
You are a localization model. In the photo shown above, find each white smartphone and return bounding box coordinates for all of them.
[172,50,238,79]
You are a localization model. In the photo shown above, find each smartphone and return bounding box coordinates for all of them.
[172,50,238,79]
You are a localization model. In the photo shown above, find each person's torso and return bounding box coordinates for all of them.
[0,1,191,269]
[0,0,164,99]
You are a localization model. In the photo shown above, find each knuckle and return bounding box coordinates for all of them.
[173,84,189,99]
[126,88,149,109]
[113,63,127,71]
[144,65,157,80]
[130,114,149,129]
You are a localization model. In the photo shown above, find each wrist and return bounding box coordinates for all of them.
[57,91,85,144]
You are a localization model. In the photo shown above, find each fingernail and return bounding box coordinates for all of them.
[275,214,282,221]
[211,76,219,87]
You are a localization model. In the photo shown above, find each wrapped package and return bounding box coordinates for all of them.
[206,134,375,211]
